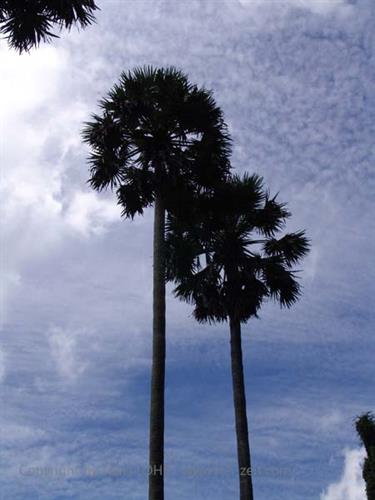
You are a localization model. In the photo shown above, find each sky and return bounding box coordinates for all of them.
[0,0,374,498]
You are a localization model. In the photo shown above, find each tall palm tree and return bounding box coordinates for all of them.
[166,173,309,500]
[0,0,98,52]
[356,412,375,500]
[83,66,230,500]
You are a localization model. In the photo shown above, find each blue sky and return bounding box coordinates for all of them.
[1,0,374,498]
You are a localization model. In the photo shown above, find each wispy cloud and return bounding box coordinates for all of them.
[47,327,88,381]
[1,0,374,498]
[0,347,5,382]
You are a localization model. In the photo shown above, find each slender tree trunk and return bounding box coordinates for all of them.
[229,316,254,500]
[363,455,375,500]
[149,194,166,500]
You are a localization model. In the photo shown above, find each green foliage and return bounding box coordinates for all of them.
[0,0,98,52]
[166,173,310,324]
[356,413,375,500]
[83,66,231,218]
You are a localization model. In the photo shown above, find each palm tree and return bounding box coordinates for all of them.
[83,66,230,500]
[356,412,375,500]
[0,0,98,52]
[166,173,309,500]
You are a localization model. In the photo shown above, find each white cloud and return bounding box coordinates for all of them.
[0,44,121,316]
[317,410,345,432]
[65,191,120,236]
[0,46,65,113]
[0,422,45,446]
[321,448,366,500]
[48,327,87,381]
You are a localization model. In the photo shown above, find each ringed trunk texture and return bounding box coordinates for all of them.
[230,316,254,500]
[148,195,166,500]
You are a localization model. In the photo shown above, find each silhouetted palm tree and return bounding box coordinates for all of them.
[83,66,230,500]
[0,0,98,52]
[166,173,309,500]
[356,413,375,500]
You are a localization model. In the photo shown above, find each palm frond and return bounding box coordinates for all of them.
[264,231,310,266]
[165,228,202,282]
[356,413,375,456]
[116,168,154,218]
[0,0,98,52]
[83,113,131,191]
[252,194,290,237]
[167,173,309,325]
[83,66,231,219]
[261,259,301,307]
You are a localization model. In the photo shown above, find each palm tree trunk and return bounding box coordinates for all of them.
[149,194,166,500]
[229,316,254,500]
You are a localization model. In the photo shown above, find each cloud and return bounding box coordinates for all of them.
[0,46,65,113]
[0,422,46,447]
[237,0,352,16]
[47,327,87,381]
[65,191,121,236]
[1,1,374,499]
[321,448,366,500]
[0,44,121,317]
[0,348,5,382]
[283,0,350,14]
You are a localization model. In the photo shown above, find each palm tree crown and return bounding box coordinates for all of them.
[0,0,98,52]
[83,66,231,216]
[166,173,310,323]
[357,413,375,455]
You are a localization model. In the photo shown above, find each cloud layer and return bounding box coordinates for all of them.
[1,0,374,498]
